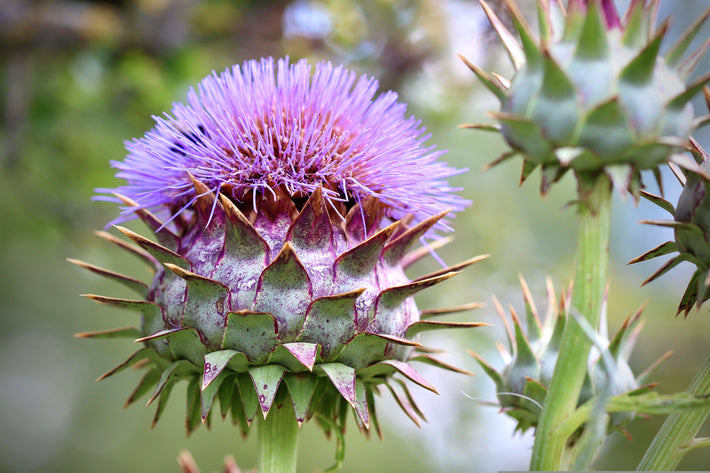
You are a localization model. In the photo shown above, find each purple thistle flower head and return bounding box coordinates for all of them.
[98,57,468,233]
[77,57,486,443]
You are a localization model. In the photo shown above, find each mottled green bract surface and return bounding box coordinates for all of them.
[2,0,710,472]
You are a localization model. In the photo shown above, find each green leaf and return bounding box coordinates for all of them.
[95,230,157,271]
[664,6,710,67]
[75,327,141,339]
[642,254,693,286]
[469,350,505,392]
[336,333,388,370]
[458,54,507,102]
[124,369,161,407]
[573,1,609,60]
[115,226,189,269]
[203,349,240,388]
[201,370,228,421]
[284,373,318,426]
[253,242,312,342]
[223,311,278,364]
[318,363,357,411]
[520,159,539,185]
[523,377,548,407]
[237,372,260,425]
[287,187,334,254]
[217,373,236,419]
[300,290,363,360]
[96,347,160,381]
[640,191,675,215]
[166,264,228,350]
[628,241,677,264]
[249,364,287,417]
[68,258,148,297]
[366,388,382,440]
[512,308,537,366]
[384,381,421,427]
[216,194,269,309]
[372,273,456,334]
[479,0,525,69]
[667,74,710,110]
[404,320,488,339]
[151,378,177,428]
[280,342,319,372]
[410,354,473,375]
[505,0,542,70]
[620,24,667,85]
[380,359,437,393]
[333,222,396,289]
[382,210,448,265]
[147,360,193,405]
[621,0,646,48]
[165,328,207,367]
[610,391,710,415]
[186,376,201,434]
[231,381,251,437]
[491,112,553,164]
[353,378,370,429]
[112,194,180,249]
[578,98,633,157]
[561,0,586,43]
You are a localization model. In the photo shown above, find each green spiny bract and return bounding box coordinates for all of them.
[71,181,487,436]
[461,0,710,196]
[631,138,710,315]
[470,276,658,435]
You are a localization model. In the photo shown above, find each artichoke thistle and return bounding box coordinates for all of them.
[471,276,660,434]
[72,57,487,439]
[630,137,710,315]
[461,0,710,195]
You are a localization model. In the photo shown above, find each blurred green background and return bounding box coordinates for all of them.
[2,0,710,471]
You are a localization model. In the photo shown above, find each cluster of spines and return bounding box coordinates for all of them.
[630,134,710,316]
[470,276,667,434]
[460,0,710,196]
[72,180,488,435]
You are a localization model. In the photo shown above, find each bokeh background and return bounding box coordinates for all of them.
[2,0,710,471]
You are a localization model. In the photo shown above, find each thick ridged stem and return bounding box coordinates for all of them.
[257,405,299,473]
[530,175,612,471]
[637,356,710,470]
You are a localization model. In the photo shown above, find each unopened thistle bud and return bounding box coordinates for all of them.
[471,276,660,435]
[631,137,710,315]
[461,0,710,196]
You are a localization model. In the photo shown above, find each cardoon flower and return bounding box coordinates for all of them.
[461,0,710,195]
[631,137,710,315]
[72,57,486,450]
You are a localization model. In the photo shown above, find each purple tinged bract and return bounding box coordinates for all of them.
[98,57,467,232]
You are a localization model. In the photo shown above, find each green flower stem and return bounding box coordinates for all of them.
[258,406,300,473]
[637,356,710,471]
[530,175,612,471]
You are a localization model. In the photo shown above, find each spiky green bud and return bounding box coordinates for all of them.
[462,0,710,195]
[631,139,710,315]
[471,276,660,435]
